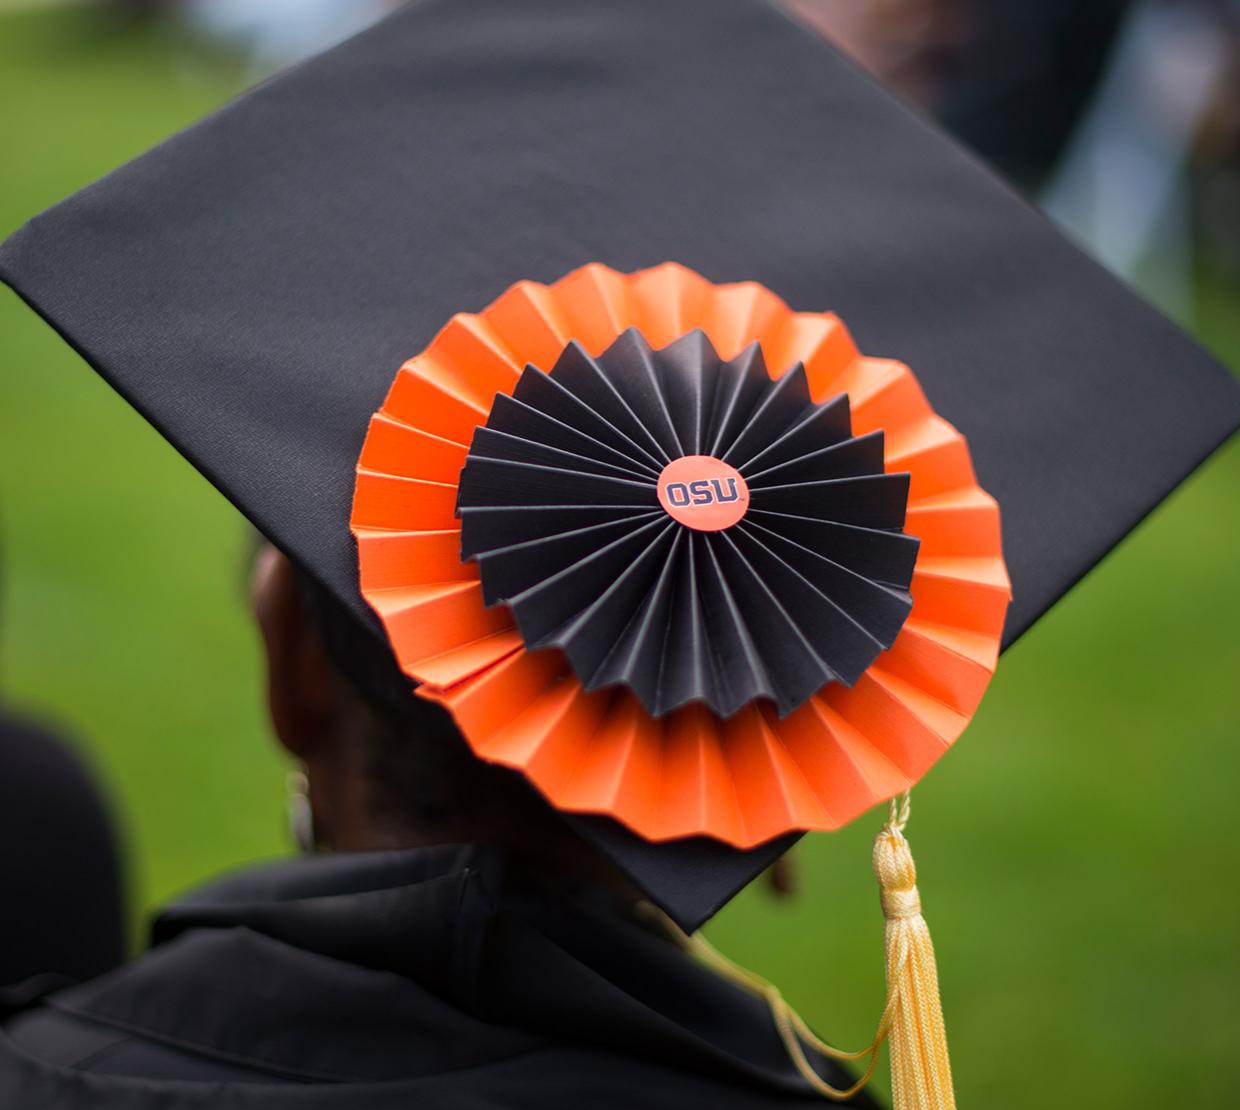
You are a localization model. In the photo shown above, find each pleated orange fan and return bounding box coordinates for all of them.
[351,262,1010,848]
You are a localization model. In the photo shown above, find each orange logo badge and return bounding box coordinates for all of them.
[656,455,749,531]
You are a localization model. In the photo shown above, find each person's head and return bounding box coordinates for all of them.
[249,543,621,884]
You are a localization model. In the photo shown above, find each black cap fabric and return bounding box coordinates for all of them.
[2,0,1238,930]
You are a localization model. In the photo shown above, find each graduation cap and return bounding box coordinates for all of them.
[3,0,1238,1105]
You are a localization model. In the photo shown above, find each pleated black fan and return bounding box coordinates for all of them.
[456,328,918,718]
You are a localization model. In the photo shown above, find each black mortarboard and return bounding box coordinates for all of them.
[2,0,1238,943]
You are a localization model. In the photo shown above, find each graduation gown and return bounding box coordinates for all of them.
[0,846,878,1108]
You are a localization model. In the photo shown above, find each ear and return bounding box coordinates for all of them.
[251,545,339,760]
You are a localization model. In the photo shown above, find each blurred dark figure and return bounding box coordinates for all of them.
[785,0,1134,190]
[0,527,125,986]
[0,711,126,985]
[788,0,1240,317]
[937,0,1134,191]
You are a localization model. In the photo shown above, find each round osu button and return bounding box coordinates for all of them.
[656,456,749,531]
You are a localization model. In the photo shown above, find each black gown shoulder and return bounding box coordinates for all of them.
[0,847,879,1108]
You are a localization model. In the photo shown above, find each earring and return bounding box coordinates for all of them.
[287,767,316,853]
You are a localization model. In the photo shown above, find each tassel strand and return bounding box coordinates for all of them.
[874,795,956,1110]
[682,792,957,1108]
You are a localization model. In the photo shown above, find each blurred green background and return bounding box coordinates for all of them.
[1,7,1238,1108]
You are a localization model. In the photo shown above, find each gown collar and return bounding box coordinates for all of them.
[21,846,860,1096]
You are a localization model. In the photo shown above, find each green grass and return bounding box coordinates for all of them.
[0,7,284,930]
[1,7,1238,1107]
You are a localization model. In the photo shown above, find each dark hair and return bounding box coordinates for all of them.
[292,567,581,852]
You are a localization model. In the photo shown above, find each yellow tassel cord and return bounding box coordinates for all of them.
[873,794,956,1109]
[683,793,956,1108]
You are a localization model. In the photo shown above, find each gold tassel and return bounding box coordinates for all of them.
[874,793,956,1110]
[678,791,956,1107]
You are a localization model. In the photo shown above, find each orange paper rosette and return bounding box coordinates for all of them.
[351,263,1010,848]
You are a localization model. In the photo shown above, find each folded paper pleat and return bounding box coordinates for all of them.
[352,262,1010,846]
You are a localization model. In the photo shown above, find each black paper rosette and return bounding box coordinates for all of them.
[456,328,918,718]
